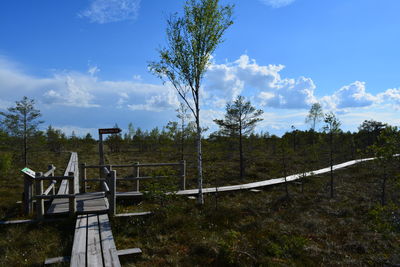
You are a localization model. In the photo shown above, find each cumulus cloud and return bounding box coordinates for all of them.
[320,81,376,110]
[43,76,99,108]
[205,55,316,109]
[2,54,400,136]
[377,88,400,109]
[259,0,296,8]
[0,56,177,112]
[79,0,141,24]
[127,84,180,112]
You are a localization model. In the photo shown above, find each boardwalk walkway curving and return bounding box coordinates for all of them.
[174,157,375,195]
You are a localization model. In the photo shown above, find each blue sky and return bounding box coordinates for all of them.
[0,0,399,137]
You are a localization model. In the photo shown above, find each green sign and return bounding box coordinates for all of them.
[21,167,35,178]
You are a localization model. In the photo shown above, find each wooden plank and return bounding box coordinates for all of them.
[0,219,37,224]
[47,152,76,214]
[116,191,143,197]
[117,248,142,256]
[115,212,151,217]
[48,192,108,215]
[43,181,56,195]
[0,218,64,225]
[44,256,70,265]
[70,215,87,267]
[98,214,121,267]
[250,189,261,192]
[86,214,103,267]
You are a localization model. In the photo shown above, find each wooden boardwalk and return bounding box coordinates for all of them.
[114,157,376,198]
[47,152,78,215]
[173,157,375,195]
[47,192,109,215]
[47,152,109,215]
[174,157,376,195]
[70,214,122,267]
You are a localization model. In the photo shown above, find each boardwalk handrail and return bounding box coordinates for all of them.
[42,165,56,196]
[23,164,56,215]
[43,165,56,177]
[81,160,186,192]
[35,172,76,218]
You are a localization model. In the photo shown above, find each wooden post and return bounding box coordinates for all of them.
[48,164,55,195]
[133,162,140,192]
[99,133,104,178]
[35,172,44,219]
[180,160,186,190]
[109,170,116,216]
[23,174,34,215]
[80,163,87,193]
[68,172,76,215]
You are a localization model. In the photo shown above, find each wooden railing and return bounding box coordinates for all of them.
[80,161,186,215]
[81,161,186,192]
[23,164,56,215]
[34,171,76,218]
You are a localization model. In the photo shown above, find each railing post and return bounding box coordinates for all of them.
[35,172,44,219]
[80,163,86,193]
[48,164,55,195]
[68,172,76,215]
[180,160,186,190]
[109,170,116,216]
[133,162,140,192]
[23,174,34,215]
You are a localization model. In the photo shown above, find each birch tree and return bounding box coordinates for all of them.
[323,112,341,198]
[149,0,234,204]
[305,103,324,131]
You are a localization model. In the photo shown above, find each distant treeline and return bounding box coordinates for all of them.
[0,118,391,162]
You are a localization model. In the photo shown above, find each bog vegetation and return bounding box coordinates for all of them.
[0,95,399,265]
[0,0,399,265]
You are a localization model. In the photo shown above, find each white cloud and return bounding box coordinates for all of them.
[0,56,176,111]
[377,88,400,109]
[79,0,141,24]
[43,76,99,108]
[127,84,180,112]
[50,125,98,137]
[205,55,316,109]
[320,81,376,110]
[1,55,400,136]
[259,0,296,8]
[88,65,100,76]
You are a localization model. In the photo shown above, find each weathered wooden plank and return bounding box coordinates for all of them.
[117,248,142,256]
[70,215,87,267]
[115,212,151,217]
[116,176,168,181]
[36,194,75,199]
[116,191,143,197]
[47,152,77,215]
[98,214,121,267]
[86,214,103,267]
[48,192,108,215]
[0,218,64,225]
[44,256,70,265]
[43,181,56,195]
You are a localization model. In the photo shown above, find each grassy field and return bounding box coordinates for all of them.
[0,146,399,266]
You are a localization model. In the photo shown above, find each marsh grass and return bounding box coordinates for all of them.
[0,146,399,265]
